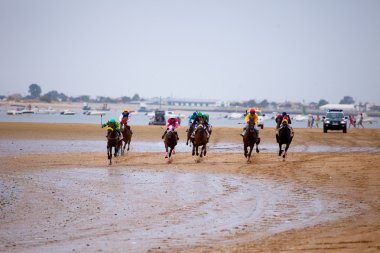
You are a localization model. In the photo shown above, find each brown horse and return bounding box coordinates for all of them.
[120,123,132,155]
[186,124,195,146]
[164,126,177,162]
[192,123,208,161]
[106,127,122,165]
[243,119,260,163]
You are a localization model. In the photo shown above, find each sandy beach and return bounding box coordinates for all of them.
[1,122,379,252]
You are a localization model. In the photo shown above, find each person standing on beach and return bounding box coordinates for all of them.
[315,115,320,128]
[357,113,365,128]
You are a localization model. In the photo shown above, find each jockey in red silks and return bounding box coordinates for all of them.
[162,116,179,140]
[275,112,294,143]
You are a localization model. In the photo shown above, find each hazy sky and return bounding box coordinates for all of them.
[1,0,380,104]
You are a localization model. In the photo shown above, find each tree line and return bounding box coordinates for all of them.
[3,84,142,103]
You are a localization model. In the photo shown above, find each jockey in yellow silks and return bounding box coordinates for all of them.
[241,108,260,140]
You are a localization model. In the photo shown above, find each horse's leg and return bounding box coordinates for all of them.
[283,143,289,158]
[248,145,253,162]
[192,144,195,156]
[169,146,173,158]
[279,143,283,156]
[127,139,131,151]
[200,145,204,158]
[203,144,207,156]
[196,145,199,156]
[165,142,169,158]
[244,144,248,158]
[256,138,260,153]
[108,146,112,165]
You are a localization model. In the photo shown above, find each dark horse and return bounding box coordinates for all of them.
[243,119,260,163]
[120,122,132,155]
[192,123,208,162]
[106,127,121,165]
[278,121,293,159]
[164,126,177,162]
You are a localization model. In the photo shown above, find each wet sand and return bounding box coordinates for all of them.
[0,122,380,252]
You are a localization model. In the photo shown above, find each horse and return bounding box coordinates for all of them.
[278,121,293,159]
[243,119,260,163]
[192,123,208,162]
[186,124,195,146]
[164,125,177,162]
[106,127,121,165]
[120,122,132,155]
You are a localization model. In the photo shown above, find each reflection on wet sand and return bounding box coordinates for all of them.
[1,139,379,156]
[0,168,363,252]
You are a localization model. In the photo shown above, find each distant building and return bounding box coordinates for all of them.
[166,98,219,107]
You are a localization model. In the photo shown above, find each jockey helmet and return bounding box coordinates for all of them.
[193,111,197,116]
[110,118,116,123]
[250,108,255,114]
[204,114,209,119]
[124,108,129,112]
[282,112,287,116]
[197,112,203,117]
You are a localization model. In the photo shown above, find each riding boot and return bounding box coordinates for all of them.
[241,128,246,137]
[175,132,179,140]
[162,130,167,139]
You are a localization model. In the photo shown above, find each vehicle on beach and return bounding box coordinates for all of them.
[149,110,166,125]
[255,108,265,129]
[322,109,347,133]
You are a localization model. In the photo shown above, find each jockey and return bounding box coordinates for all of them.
[275,111,292,129]
[119,108,133,134]
[203,113,212,139]
[275,112,294,142]
[102,118,122,138]
[187,111,198,129]
[191,111,210,138]
[162,116,179,140]
[241,108,260,140]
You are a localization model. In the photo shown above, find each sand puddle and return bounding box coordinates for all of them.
[0,168,363,252]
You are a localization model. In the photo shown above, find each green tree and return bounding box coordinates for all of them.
[318,99,329,107]
[121,96,131,103]
[132,93,140,101]
[28,84,42,99]
[339,96,355,104]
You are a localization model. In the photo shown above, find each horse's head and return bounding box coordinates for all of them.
[168,125,174,131]
[106,126,115,138]
[248,119,255,132]
[281,119,288,126]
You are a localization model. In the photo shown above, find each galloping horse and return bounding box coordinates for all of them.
[192,122,208,161]
[278,121,293,159]
[120,122,132,155]
[164,125,177,161]
[186,124,195,146]
[243,119,260,163]
[106,127,121,165]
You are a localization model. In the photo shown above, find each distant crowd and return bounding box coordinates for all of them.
[306,113,365,128]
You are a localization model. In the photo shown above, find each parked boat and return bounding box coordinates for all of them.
[84,110,106,116]
[60,109,76,115]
